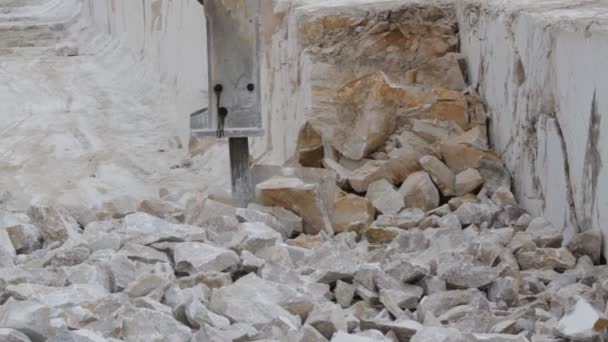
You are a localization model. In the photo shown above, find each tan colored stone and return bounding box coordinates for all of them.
[439,143,501,173]
[286,234,323,249]
[297,122,324,167]
[333,194,375,235]
[448,193,478,211]
[366,227,401,244]
[310,71,402,160]
[429,88,469,129]
[413,119,464,144]
[366,180,404,215]
[406,52,467,91]
[256,176,333,235]
[399,171,440,211]
[442,126,489,151]
[348,160,387,193]
[454,168,484,196]
[382,149,423,186]
[322,158,352,189]
[419,155,455,197]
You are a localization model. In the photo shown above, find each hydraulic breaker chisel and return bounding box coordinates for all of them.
[191,0,263,208]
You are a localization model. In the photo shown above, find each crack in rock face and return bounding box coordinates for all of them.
[0,1,606,342]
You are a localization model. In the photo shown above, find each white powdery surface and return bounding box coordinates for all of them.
[0,0,230,211]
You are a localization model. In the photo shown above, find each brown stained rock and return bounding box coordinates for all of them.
[366,227,401,245]
[322,158,352,189]
[406,52,467,91]
[413,119,463,144]
[286,234,323,250]
[333,194,375,236]
[348,160,387,193]
[383,149,424,186]
[516,248,577,271]
[257,177,333,235]
[297,122,324,167]
[399,171,440,211]
[27,205,81,246]
[442,125,489,151]
[310,71,402,160]
[440,143,501,174]
[566,230,602,264]
[366,180,405,215]
[454,168,484,196]
[419,155,455,197]
[429,88,469,130]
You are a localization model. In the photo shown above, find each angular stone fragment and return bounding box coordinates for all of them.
[335,280,355,308]
[365,180,404,215]
[137,199,184,222]
[566,230,602,264]
[241,250,265,272]
[293,324,330,342]
[120,212,205,246]
[526,217,563,248]
[27,205,81,245]
[310,72,402,160]
[236,207,294,238]
[174,242,239,275]
[5,224,42,255]
[556,298,601,341]
[348,160,387,193]
[186,196,236,226]
[440,143,500,173]
[332,331,386,342]
[453,201,498,226]
[120,306,192,342]
[231,222,282,253]
[407,53,467,91]
[372,209,426,230]
[186,300,230,329]
[0,329,31,342]
[413,120,461,144]
[306,302,347,339]
[126,274,170,299]
[443,126,489,151]
[209,274,302,327]
[297,122,324,167]
[333,194,375,235]
[365,227,401,244]
[488,277,519,306]
[438,261,501,289]
[360,319,423,341]
[411,327,465,342]
[399,171,440,211]
[477,157,512,195]
[257,176,333,235]
[455,168,484,196]
[419,155,455,196]
[323,158,352,188]
[517,248,576,271]
[417,289,489,321]
[472,334,531,342]
[248,204,304,234]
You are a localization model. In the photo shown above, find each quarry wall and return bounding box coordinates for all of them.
[80,0,608,254]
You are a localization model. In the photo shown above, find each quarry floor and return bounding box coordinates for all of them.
[0,0,229,212]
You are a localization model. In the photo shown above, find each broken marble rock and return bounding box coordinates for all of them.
[406,52,467,91]
[454,201,499,226]
[290,324,329,342]
[417,289,490,322]
[413,119,464,144]
[186,299,230,330]
[437,257,501,289]
[472,334,531,342]
[365,226,402,245]
[306,302,347,339]
[193,323,259,342]
[249,203,304,235]
[411,327,466,342]
[399,171,440,212]
[556,298,602,341]
[119,212,205,246]
[241,250,265,272]
[379,286,423,311]
[516,247,576,271]
[442,126,489,151]
[230,222,282,254]
[309,71,403,161]
[27,205,82,246]
[257,176,333,235]
[209,273,304,327]
[137,199,184,223]
[304,240,361,284]
[0,328,31,342]
[236,207,294,238]
[455,168,484,196]
[174,242,239,275]
[477,157,512,195]
[331,330,391,342]
[185,195,237,226]
[566,230,602,264]
[488,276,520,306]
[334,280,355,308]
[526,217,563,248]
[5,223,42,255]
[118,305,192,342]
[297,122,325,168]
[348,160,388,193]
[365,179,404,215]
[0,298,58,340]
[419,155,456,197]
[333,194,375,235]
[82,221,121,252]
[360,319,423,341]
[372,208,426,230]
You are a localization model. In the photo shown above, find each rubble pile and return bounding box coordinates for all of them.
[0,4,606,342]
